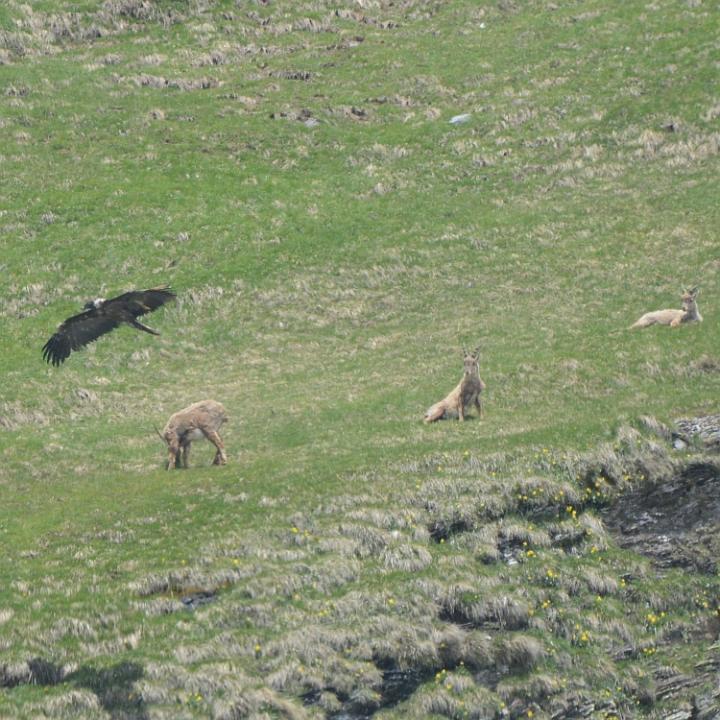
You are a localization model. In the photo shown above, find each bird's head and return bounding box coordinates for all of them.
[83,298,106,311]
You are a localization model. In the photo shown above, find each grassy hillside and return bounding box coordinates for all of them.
[1,0,719,717]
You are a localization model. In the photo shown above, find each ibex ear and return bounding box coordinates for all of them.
[689,286,699,296]
[462,346,469,357]
[472,345,481,358]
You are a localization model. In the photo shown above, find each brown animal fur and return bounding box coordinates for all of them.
[630,287,702,329]
[424,346,486,423]
[160,400,228,470]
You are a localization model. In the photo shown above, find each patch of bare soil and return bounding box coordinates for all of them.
[604,460,720,573]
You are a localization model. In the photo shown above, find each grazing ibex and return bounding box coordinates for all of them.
[424,346,486,423]
[630,287,702,329]
[158,400,228,470]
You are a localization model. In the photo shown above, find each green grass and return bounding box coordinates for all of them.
[1,0,720,717]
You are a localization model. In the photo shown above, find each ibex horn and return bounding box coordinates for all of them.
[153,425,166,445]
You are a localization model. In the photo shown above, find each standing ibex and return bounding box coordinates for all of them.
[158,400,228,469]
[630,287,702,329]
[424,346,486,423]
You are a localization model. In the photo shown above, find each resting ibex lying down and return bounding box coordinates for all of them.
[159,400,228,470]
[424,346,486,423]
[630,287,702,329]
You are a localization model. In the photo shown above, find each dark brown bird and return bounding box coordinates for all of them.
[42,285,176,366]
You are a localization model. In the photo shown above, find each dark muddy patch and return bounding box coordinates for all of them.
[427,517,471,543]
[180,589,218,610]
[548,524,587,553]
[303,661,434,719]
[603,461,720,572]
[375,667,428,708]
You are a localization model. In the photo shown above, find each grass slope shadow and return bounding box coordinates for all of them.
[20,659,147,720]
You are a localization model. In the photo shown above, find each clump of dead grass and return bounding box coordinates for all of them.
[33,689,103,718]
[495,634,545,671]
[126,74,220,91]
[380,542,433,572]
[409,680,499,719]
[440,585,531,631]
[565,426,676,491]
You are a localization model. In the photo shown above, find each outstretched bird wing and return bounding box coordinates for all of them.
[42,285,175,366]
[42,309,121,366]
[107,285,176,318]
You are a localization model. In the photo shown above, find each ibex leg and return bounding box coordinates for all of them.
[181,442,191,469]
[475,396,483,419]
[204,430,227,465]
[166,442,180,470]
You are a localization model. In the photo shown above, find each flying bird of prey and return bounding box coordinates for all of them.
[42,285,176,366]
